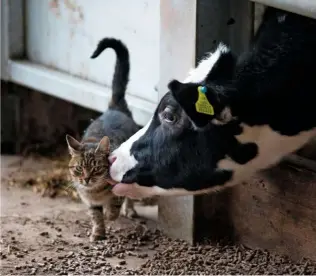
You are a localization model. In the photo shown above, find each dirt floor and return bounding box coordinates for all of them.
[1,155,316,275]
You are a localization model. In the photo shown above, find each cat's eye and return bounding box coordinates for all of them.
[76,166,83,171]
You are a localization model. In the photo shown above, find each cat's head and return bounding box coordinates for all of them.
[66,134,111,188]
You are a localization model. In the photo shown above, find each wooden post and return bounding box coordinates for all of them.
[158,0,253,243]
[158,0,197,243]
[193,0,254,242]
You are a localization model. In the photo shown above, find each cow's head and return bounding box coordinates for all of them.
[110,12,316,199]
[109,44,257,198]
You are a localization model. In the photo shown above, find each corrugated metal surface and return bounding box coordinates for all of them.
[25,0,159,104]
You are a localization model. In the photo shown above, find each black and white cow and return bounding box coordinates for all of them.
[109,7,316,199]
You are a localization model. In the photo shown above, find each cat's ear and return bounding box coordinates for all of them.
[66,135,83,156]
[95,136,110,154]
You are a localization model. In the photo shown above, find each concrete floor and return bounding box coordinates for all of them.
[0,155,158,274]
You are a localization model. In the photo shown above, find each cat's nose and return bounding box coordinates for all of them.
[109,156,117,165]
[84,177,90,184]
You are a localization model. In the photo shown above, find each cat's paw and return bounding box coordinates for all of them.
[122,207,138,219]
[105,211,120,221]
[90,231,105,242]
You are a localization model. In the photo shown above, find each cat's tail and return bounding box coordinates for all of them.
[91,38,132,117]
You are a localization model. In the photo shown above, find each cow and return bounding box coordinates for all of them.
[109,7,316,199]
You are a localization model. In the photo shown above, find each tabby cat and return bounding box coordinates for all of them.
[66,38,141,242]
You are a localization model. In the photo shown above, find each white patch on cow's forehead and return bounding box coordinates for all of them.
[184,43,229,83]
[109,118,153,182]
[218,124,316,185]
[180,43,230,130]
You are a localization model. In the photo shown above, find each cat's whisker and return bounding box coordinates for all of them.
[63,186,74,194]
[64,183,74,191]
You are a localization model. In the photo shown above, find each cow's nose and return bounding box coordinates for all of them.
[109,156,117,165]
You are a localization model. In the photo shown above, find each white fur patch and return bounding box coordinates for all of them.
[211,107,234,125]
[109,117,152,182]
[182,43,231,131]
[218,124,316,186]
[184,43,229,84]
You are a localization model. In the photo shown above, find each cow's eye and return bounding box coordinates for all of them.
[161,106,177,124]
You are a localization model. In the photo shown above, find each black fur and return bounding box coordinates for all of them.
[230,8,316,135]
[114,8,316,192]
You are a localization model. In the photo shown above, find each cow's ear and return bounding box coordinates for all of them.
[168,79,183,91]
[170,81,236,129]
[170,44,237,129]
[170,81,214,128]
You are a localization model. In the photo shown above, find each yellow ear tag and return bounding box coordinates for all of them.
[195,86,215,115]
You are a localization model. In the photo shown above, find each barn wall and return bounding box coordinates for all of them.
[1,81,98,155]
[1,0,159,126]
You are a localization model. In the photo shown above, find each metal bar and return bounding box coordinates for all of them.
[251,0,316,19]
[8,60,154,126]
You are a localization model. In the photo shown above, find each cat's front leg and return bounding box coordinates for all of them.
[88,205,105,242]
[104,196,122,221]
[121,198,138,219]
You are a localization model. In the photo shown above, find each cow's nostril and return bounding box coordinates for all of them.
[109,156,117,165]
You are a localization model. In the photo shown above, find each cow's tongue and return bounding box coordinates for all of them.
[112,183,143,199]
